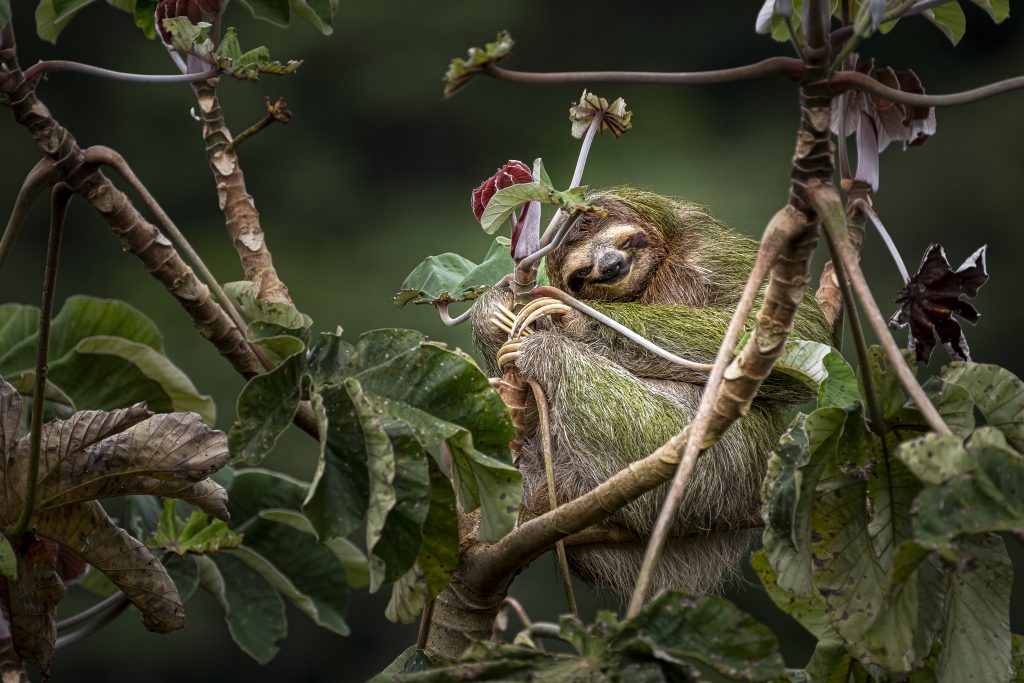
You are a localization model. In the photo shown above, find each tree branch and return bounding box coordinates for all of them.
[806,183,951,435]
[23,60,218,86]
[191,80,292,304]
[829,70,1024,108]
[0,159,53,270]
[483,56,806,87]
[626,204,809,616]
[6,184,70,540]
[0,29,263,380]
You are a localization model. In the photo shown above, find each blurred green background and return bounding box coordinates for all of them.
[2,1,1022,680]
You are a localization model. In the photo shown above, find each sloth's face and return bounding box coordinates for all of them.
[554,222,662,301]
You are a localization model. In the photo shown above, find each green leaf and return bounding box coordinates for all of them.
[304,329,518,543]
[936,534,1014,683]
[769,340,859,409]
[443,31,514,98]
[196,554,286,665]
[229,351,305,464]
[478,182,604,235]
[896,431,973,486]
[911,427,1024,546]
[750,550,837,644]
[385,459,459,623]
[224,470,351,636]
[258,508,369,588]
[0,297,214,422]
[968,0,1010,22]
[394,237,516,308]
[224,281,313,339]
[924,1,967,45]
[942,362,1024,451]
[147,499,242,555]
[762,409,845,596]
[618,592,786,681]
[35,0,95,43]
[236,0,337,34]
[0,535,15,580]
[0,1,11,26]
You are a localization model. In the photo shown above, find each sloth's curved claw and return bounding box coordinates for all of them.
[510,298,572,339]
[496,339,523,370]
[492,302,534,338]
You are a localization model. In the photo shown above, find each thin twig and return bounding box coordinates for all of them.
[23,60,218,86]
[483,57,806,86]
[823,227,887,436]
[6,184,70,540]
[829,70,1024,108]
[529,286,714,373]
[526,379,577,617]
[81,145,273,372]
[520,211,581,273]
[54,599,131,649]
[527,623,564,642]
[226,97,292,152]
[625,206,796,618]
[807,184,951,435]
[0,159,53,271]
[415,599,436,651]
[56,593,129,631]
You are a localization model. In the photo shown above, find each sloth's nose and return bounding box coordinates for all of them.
[596,252,627,280]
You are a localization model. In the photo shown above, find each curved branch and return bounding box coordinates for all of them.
[530,286,715,373]
[437,301,473,327]
[80,146,270,370]
[54,599,131,649]
[56,594,128,631]
[807,184,951,436]
[484,57,806,87]
[0,159,53,270]
[829,70,1024,108]
[23,60,219,86]
[626,204,806,616]
[0,28,264,380]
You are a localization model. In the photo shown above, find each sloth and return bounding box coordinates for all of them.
[471,186,832,597]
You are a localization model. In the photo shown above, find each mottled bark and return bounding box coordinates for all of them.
[192,81,291,304]
[0,29,261,379]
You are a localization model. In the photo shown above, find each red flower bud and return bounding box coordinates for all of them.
[471,160,532,221]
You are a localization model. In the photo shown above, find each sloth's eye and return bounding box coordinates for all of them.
[619,236,633,249]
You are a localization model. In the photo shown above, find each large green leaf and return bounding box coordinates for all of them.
[195,554,285,665]
[910,427,1024,546]
[769,339,859,409]
[478,181,601,235]
[0,0,11,26]
[237,0,338,34]
[0,297,214,423]
[35,0,91,43]
[968,0,1010,22]
[302,329,518,544]
[936,535,1014,683]
[923,1,967,45]
[943,363,1024,451]
[390,593,784,681]
[394,237,515,308]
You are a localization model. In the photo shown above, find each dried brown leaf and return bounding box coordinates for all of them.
[32,503,183,633]
[0,538,65,671]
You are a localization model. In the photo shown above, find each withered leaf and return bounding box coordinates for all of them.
[0,537,65,671]
[889,244,988,364]
[0,377,230,666]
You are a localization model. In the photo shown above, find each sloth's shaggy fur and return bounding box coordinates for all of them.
[472,187,831,597]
